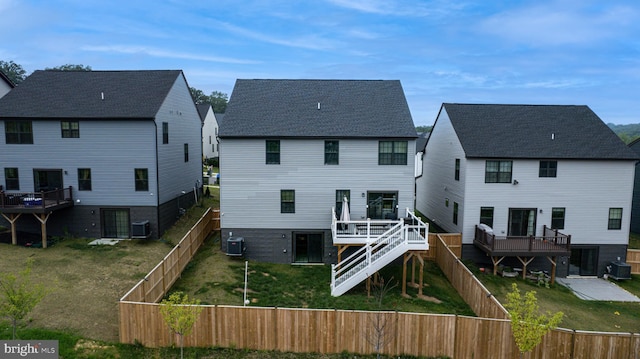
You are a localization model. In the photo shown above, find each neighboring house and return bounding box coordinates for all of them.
[0,70,15,98]
[0,70,203,243]
[416,103,638,278]
[628,138,640,234]
[218,79,419,264]
[198,103,220,160]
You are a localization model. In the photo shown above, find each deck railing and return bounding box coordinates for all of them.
[0,187,73,210]
[474,224,571,253]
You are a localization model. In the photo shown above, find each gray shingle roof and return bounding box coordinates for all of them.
[196,103,211,123]
[219,79,417,138]
[0,70,183,119]
[442,103,638,160]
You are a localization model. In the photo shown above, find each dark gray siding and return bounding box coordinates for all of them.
[220,228,338,264]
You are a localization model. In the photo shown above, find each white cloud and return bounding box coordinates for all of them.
[479,2,639,46]
[325,0,466,17]
[81,45,260,65]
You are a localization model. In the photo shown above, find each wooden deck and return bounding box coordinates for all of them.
[0,187,74,214]
[0,187,74,248]
[473,224,571,284]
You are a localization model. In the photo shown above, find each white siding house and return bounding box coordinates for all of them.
[0,70,15,99]
[198,103,220,160]
[0,70,202,243]
[417,104,638,277]
[219,79,418,264]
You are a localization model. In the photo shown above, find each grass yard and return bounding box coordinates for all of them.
[467,262,640,333]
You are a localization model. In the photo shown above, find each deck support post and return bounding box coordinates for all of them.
[402,251,426,297]
[516,256,535,279]
[491,256,506,275]
[546,256,557,284]
[32,212,51,248]
[1,212,21,245]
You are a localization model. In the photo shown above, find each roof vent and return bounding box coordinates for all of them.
[101,92,104,100]
[317,102,321,110]
[551,133,555,140]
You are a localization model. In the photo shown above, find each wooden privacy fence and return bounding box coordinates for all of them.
[120,208,220,303]
[432,233,509,319]
[119,216,640,358]
[628,249,640,274]
[118,303,640,358]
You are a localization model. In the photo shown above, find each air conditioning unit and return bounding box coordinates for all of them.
[226,237,245,257]
[131,220,151,239]
[608,261,631,280]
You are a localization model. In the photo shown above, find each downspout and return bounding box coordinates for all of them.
[153,120,160,236]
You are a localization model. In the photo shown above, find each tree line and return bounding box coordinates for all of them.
[0,60,227,113]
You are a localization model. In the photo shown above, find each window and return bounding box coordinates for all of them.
[608,208,622,230]
[266,140,280,164]
[281,190,295,213]
[539,161,557,177]
[162,122,169,144]
[480,207,494,228]
[335,189,350,217]
[551,207,565,229]
[78,168,92,191]
[325,140,339,165]
[485,160,512,183]
[61,121,79,138]
[5,121,33,144]
[455,158,460,180]
[184,143,189,162]
[453,202,459,225]
[134,168,149,191]
[378,141,408,165]
[4,168,19,190]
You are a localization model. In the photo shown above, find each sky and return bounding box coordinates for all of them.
[1,0,639,127]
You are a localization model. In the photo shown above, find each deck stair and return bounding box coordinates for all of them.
[330,209,428,296]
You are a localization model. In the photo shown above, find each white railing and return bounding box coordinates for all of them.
[330,208,428,296]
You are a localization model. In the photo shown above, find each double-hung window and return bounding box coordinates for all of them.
[378,141,407,165]
[485,160,512,183]
[480,207,494,228]
[608,208,622,230]
[455,159,460,180]
[61,121,80,138]
[266,140,280,164]
[4,168,19,190]
[325,140,339,165]
[162,122,169,144]
[281,190,295,213]
[551,207,565,229]
[78,168,92,191]
[5,120,33,144]
[134,168,149,191]
[539,161,557,177]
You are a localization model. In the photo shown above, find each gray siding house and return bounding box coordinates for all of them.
[416,103,638,278]
[0,70,202,242]
[628,138,640,234]
[219,79,418,264]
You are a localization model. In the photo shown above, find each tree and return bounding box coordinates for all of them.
[0,258,49,339]
[209,91,228,113]
[45,64,92,71]
[505,283,563,358]
[365,275,398,359]
[190,87,228,113]
[0,60,27,84]
[159,291,203,359]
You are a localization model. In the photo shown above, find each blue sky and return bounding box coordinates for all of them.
[1,0,639,126]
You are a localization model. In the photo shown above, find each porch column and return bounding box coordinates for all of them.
[33,213,51,248]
